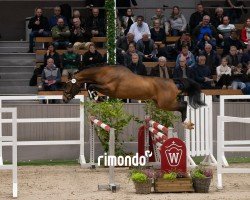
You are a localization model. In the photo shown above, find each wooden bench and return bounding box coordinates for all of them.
[234,24,244,31]
[91,37,107,43]
[166,36,180,44]
[143,62,176,68]
[36,49,107,56]
[35,37,53,48]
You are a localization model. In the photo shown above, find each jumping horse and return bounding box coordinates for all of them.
[62,65,205,121]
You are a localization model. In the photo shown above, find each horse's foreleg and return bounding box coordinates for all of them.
[87,84,109,101]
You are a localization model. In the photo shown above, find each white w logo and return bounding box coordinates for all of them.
[168,153,180,164]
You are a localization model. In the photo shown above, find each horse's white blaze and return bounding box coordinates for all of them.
[71,79,77,84]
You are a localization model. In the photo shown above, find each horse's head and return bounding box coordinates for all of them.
[63,78,81,103]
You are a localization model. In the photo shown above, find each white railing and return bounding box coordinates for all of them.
[217,95,250,189]
[0,108,18,198]
[0,95,86,165]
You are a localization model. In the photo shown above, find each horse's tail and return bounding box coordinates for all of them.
[173,78,206,109]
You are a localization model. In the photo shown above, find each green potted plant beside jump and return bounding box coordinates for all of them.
[191,165,213,193]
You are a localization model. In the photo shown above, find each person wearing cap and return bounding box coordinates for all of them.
[62,44,80,76]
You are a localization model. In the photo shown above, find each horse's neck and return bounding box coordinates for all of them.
[75,69,97,83]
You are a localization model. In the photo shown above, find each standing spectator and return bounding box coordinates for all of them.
[216,57,232,88]
[165,6,187,36]
[200,43,220,75]
[151,8,166,28]
[62,44,80,76]
[150,19,166,43]
[127,53,147,76]
[128,16,150,42]
[116,0,137,19]
[49,6,68,29]
[124,42,144,66]
[226,45,241,68]
[193,15,217,43]
[51,18,71,49]
[28,8,50,53]
[211,7,224,28]
[176,45,196,68]
[223,29,244,56]
[194,55,213,89]
[82,43,103,67]
[121,8,136,36]
[86,8,106,37]
[241,18,250,44]
[175,32,195,52]
[136,33,158,62]
[41,58,61,91]
[70,18,92,50]
[150,56,172,78]
[173,56,195,79]
[189,3,209,33]
[217,16,235,41]
[116,33,135,52]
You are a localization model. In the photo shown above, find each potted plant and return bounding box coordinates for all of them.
[191,165,213,193]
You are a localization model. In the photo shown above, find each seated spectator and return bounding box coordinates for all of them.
[128,15,150,42]
[189,3,209,34]
[51,18,71,49]
[62,44,80,76]
[124,42,144,66]
[231,63,247,90]
[86,8,106,37]
[116,15,124,37]
[150,56,172,78]
[70,17,92,50]
[82,42,103,67]
[165,6,187,36]
[85,0,105,17]
[41,58,61,91]
[200,43,220,75]
[176,45,196,68]
[116,32,135,52]
[175,32,195,53]
[116,0,137,19]
[121,8,136,36]
[217,16,235,44]
[136,33,158,62]
[193,15,217,43]
[216,57,232,88]
[44,44,61,69]
[196,33,216,52]
[49,6,68,29]
[28,8,50,53]
[241,42,250,68]
[157,45,178,62]
[194,55,214,89]
[241,18,250,44]
[226,46,241,68]
[127,53,147,76]
[151,8,166,28]
[71,10,84,27]
[150,19,166,43]
[173,56,195,79]
[223,29,244,56]
[211,7,224,28]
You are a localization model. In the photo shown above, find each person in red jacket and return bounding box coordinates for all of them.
[241,18,250,44]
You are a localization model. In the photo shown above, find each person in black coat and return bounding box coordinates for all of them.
[82,43,103,67]
[28,8,50,53]
[116,0,137,18]
[150,19,166,43]
[173,56,195,80]
[223,30,244,56]
[127,53,147,76]
[85,0,105,17]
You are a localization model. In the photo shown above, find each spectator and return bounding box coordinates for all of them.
[150,56,172,78]
[176,45,196,68]
[231,63,247,90]
[116,32,135,52]
[124,42,143,66]
[211,7,224,28]
[127,53,147,76]
[189,3,209,33]
[216,57,232,88]
[200,43,220,75]
[116,0,137,19]
[173,56,195,79]
[196,33,217,52]
[82,42,103,67]
[217,16,235,41]
[223,29,244,56]
[62,44,80,76]
[157,45,178,61]
[85,0,105,17]
[194,55,213,89]
[51,18,71,49]
[85,8,106,37]
[226,46,241,68]
[165,6,187,36]
[151,8,166,28]
[150,19,166,43]
[70,10,85,27]
[241,18,250,44]
[136,33,158,62]
[241,42,250,68]
[175,32,195,52]
[224,0,247,24]
[121,8,136,36]
[49,6,67,29]
[28,8,50,53]
[128,15,150,42]
[193,15,217,43]
[70,17,92,50]
[43,44,61,69]
[41,58,61,91]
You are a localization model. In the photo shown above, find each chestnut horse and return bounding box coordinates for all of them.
[62,65,205,121]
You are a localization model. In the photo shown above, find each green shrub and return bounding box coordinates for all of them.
[131,172,148,183]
